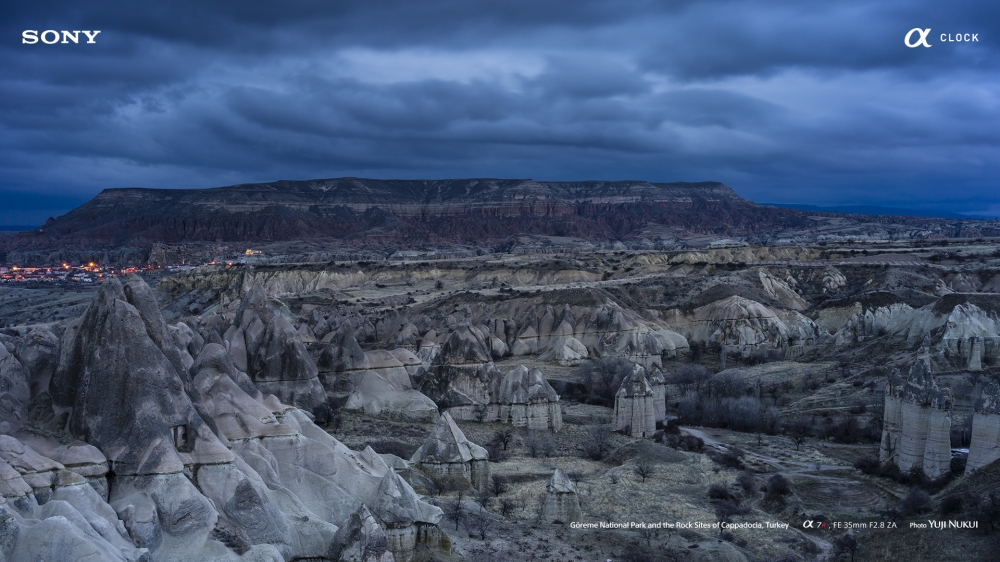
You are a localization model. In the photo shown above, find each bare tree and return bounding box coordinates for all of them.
[834,533,859,562]
[491,429,513,451]
[471,507,493,540]
[499,498,517,518]
[582,424,611,460]
[475,488,493,510]
[787,418,812,451]
[447,489,465,530]
[533,494,546,524]
[712,500,748,537]
[526,430,554,458]
[489,475,508,498]
[633,459,655,484]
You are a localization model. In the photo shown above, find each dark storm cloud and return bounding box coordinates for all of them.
[2,0,999,225]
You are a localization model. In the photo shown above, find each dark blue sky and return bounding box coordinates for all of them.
[2,0,998,226]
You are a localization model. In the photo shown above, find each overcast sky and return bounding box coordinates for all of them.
[2,0,997,225]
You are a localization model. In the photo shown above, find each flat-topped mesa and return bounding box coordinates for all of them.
[1,178,768,258]
[410,412,490,491]
[967,382,1000,471]
[541,468,582,524]
[614,364,658,438]
[879,361,952,479]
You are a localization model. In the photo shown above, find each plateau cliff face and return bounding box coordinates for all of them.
[1,178,798,258]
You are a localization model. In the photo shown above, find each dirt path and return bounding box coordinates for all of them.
[682,426,838,561]
[680,426,853,473]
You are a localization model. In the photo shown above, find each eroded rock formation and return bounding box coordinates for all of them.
[541,468,581,524]
[0,276,450,562]
[317,328,439,422]
[613,364,658,438]
[665,295,820,359]
[410,412,490,491]
[967,382,1000,472]
[879,361,952,479]
[413,324,563,429]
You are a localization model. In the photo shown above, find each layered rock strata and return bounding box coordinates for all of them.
[664,295,819,358]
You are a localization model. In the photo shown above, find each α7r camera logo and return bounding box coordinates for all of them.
[22,30,101,44]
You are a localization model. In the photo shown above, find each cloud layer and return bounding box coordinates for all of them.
[2,0,998,224]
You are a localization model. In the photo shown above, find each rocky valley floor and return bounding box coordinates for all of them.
[5,242,1000,560]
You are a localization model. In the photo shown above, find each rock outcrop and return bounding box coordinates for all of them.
[0,344,29,432]
[9,275,449,562]
[492,365,563,432]
[879,361,952,479]
[223,285,327,409]
[410,412,490,491]
[667,296,820,358]
[541,468,581,524]
[613,365,658,437]
[967,382,1000,472]
[414,325,562,430]
[318,329,438,422]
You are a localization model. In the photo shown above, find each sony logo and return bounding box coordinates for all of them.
[22,30,101,44]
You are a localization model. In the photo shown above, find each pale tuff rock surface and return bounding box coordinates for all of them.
[13,327,59,397]
[822,296,1000,370]
[668,295,820,357]
[826,303,914,345]
[410,412,490,491]
[541,468,581,524]
[940,303,998,370]
[332,504,396,562]
[51,276,234,475]
[0,433,148,562]
[228,285,327,409]
[614,364,658,438]
[390,299,687,368]
[0,276,450,562]
[757,270,809,311]
[415,324,564,430]
[318,328,438,422]
[370,470,450,560]
[191,344,298,440]
[0,344,29,432]
[967,382,1000,472]
[879,361,952,479]
[491,365,563,432]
